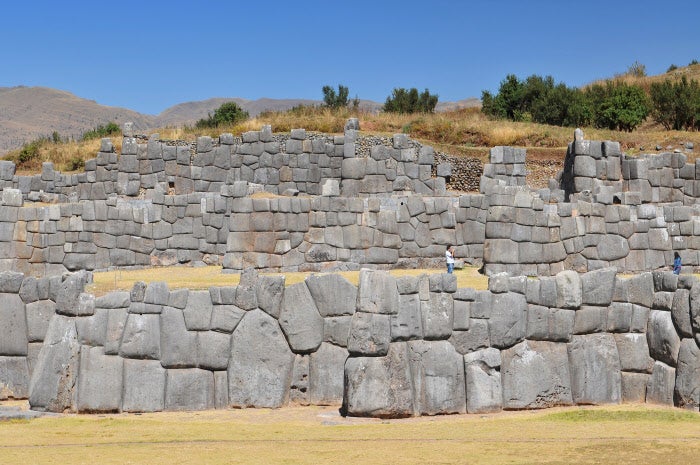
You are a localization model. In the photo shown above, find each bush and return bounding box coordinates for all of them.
[383,88,438,113]
[690,59,699,66]
[627,60,647,77]
[586,81,650,131]
[322,85,350,109]
[82,122,121,141]
[195,102,249,129]
[667,64,678,72]
[650,77,700,130]
[17,137,47,165]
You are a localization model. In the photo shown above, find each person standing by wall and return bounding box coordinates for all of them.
[446,245,455,274]
[673,251,682,275]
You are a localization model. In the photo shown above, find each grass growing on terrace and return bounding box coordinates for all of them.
[1,404,699,465]
[87,265,488,296]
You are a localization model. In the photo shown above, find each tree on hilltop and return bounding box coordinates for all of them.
[383,88,438,113]
[196,101,249,128]
[322,84,350,109]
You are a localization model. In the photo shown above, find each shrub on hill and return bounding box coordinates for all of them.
[650,76,700,130]
[81,122,121,141]
[196,102,249,129]
[383,88,438,113]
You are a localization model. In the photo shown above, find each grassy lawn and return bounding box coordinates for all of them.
[87,265,488,296]
[1,404,699,464]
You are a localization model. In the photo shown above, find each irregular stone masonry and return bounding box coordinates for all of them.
[3,268,700,415]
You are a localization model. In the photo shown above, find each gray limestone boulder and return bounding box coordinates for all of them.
[567,334,622,405]
[323,316,351,347]
[357,269,399,315]
[488,292,527,349]
[581,268,617,306]
[647,310,681,366]
[689,283,700,341]
[256,275,285,318]
[421,292,454,340]
[165,368,214,411]
[279,282,324,353]
[646,361,675,406]
[121,359,166,412]
[55,271,91,316]
[342,342,414,418]
[502,340,572,409]
[309,342,348,405]
[119,314,161,360]
[596,235,629,261]
[28,315,80,412]
[235,268,258,310]
[25,300,55,342]
[289,355,309,405]
[196,331,231,370]
[104,308,128,355]
[613,333,653,372]
[614,273,654,308]
[0,356,29,399]
[573,306,608,334]
[159,307,197,368]
[391,293,423,341]
[75,308,109,347]
[76,346,123,412]
[620,372,649,403]
[306,274,357,316]
[347,312,391,356]
[0,293,28,355]
[210,304,245,333]
[671,289,693,338]
[228,309,294,408]
[449,319,490,354]
[555,270,582,309]
[408,340,466,415]
[464,348,502,413]
[183,290,213,331]
[675,339,700,410]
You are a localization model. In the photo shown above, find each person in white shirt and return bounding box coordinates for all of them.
[445,245,455,274]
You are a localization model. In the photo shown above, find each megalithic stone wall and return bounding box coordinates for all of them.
[3,268,698,416]
[1,121,451,203]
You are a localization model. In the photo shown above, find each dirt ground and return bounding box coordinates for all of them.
[2,401,700,465]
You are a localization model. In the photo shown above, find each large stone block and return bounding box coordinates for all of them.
[620,372,649,403]
[488,292,527,349]
[76,346,123,412]
[449,319,490,354]
[357,269,399,315]
[104,308,128,355]
[675,338,700,410]
[555,270,581,309]
[597,235,629,261]
[323,316,351,347]
[306,274,357,316]
[614,273,654,308]
[0,293,27,355]
[210,304,245,333]
[256,275,285,318]
[119,313,160,360]
[464,348,502,413]
[348,312,391,356]
[408,340,466,415]
[279,282,324,353]
[390,294,423,341]
[75,308,109,347]
[309,342,348,405]
[613,333,653,372]
[28,315,80,412]
[646,361,675,406]
[501,340,573,409]
[342,342,414,418]
[229,309,294,408]
[567,334,622,405]
[647,310,681,366]
[196,331,231,370]
[159,307,197,368]
[121,359,166,412]
[183,290,213,331]
[671,289,693,338]
[164,368,214,411]
[0,356,29,399]
[55,271,91,316]
[420,292,454,340]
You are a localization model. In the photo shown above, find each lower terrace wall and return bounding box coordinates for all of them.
[3,268,700,416]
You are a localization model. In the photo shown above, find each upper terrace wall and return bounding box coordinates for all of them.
[0,120,449,202]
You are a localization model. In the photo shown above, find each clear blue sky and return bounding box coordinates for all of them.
[2,0,698,115]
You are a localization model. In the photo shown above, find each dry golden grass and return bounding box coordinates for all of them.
[1,403,699,465]
[87,265,488,296]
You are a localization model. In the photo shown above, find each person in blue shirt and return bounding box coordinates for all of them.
[673,251,682,275]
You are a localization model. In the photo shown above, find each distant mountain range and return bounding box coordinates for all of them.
[0,86,480,155]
